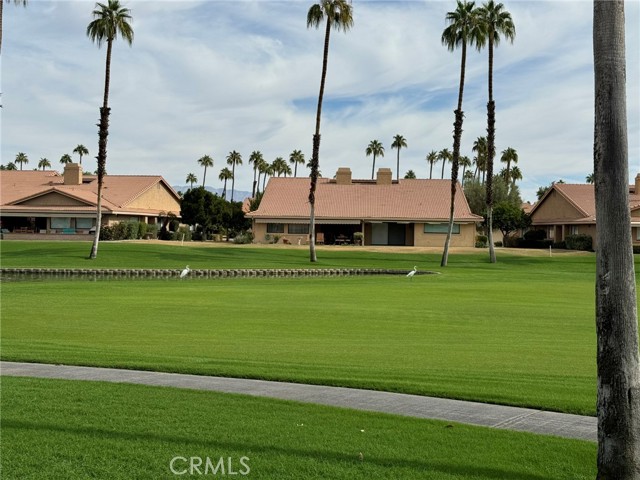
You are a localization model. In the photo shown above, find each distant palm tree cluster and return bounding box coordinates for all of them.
[5,145,92,173]
[187,148,307,201]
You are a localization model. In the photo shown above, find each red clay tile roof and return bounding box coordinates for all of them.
[530,182,640,223]
[0,169,180,215]
[247,177,482,222]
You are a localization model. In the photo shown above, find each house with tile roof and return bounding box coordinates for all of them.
[0,164,181,237]
[528,174,640,248]
[246,167,483,246]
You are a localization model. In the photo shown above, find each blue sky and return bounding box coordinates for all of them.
[2,0,639,202]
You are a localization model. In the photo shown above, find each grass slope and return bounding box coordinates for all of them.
[1,376,596,479]
[2,246,617,414]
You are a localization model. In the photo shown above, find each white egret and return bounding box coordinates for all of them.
[406,266,417,279]
[180,265,191,278]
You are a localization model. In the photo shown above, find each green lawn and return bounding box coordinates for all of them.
[0,240,434,269]
[1,376,596,480]
[2,242,625,415]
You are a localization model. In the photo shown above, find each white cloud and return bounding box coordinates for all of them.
[2,0,638,202]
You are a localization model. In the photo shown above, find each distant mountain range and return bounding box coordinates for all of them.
[172,186,252,201]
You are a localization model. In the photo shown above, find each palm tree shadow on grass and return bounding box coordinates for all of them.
[4,419,561,480]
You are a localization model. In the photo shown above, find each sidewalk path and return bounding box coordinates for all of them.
[1,361,596,442]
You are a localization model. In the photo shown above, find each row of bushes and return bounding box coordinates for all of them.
[476,230,595,251]
[100,222,158,241]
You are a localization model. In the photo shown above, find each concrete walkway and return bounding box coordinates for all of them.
[1,361,596,442]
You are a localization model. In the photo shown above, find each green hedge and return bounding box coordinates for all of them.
[565,234,593,251]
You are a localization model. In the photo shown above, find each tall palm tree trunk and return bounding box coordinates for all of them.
[396,150,400,181]
[485,35,496,263]
[230,165,236,202]
[593,2,640,478]
[294,163,298,177]
[442,41,467,267]
[371,153,377,179]
[223,179,227,199]
[252,168,257,198]
[202,167,207,188]
[90,38,113,259]
[429,163,434,179]
[441,159,446,179]
[309,18,332,263]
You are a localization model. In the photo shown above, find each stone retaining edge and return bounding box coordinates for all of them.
[1,268,436,279]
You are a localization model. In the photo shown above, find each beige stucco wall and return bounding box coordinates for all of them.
[252,221,475,246]
[531,190,583,222]
[127,183,181,214]
[413,223,476,247]
[252,222,309,244]
[21,192,86,207]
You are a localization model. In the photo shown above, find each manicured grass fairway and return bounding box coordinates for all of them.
[4,242,633,415]
[1,376,596,479]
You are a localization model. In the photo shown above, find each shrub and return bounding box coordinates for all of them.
[272,235,281,244]
[565,234,593,251]
[494,241,503,247]
[475,235,487,248]
[524,229,546,241]
[233,232,254,244]
[633,245,640,254]
[552,241,566,250]
[99,225,114,241]
[264,234,272,244]
[514,238,553,249]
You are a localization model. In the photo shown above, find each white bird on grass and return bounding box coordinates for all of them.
[180,265,191,278]
[407,266,417,279]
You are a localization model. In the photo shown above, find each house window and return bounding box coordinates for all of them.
[424,223,460,234]
[570,225,579,235]
[76,218,93,229]
[288,224,309,235]
[266,223,285,234]
[51,217,71,229]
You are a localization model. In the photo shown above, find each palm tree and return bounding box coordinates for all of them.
[438,148,451,179]
[197,155,214,188]
[477,0,515,264]
[226,150,242,202]
[14,152,28,170]
[441,0,484,267]
[289,149,305,177]
[256,158,268,195]
[248,151,263,197]
[38,157,51,170]
[87,0,134,260]
[282,163,292,177]
[586,173,595,184]
[366,140,384,179]
[271,157,285,177]
[500,147,518,185]
[426,150,438,179]
[593,2,639,476]
[472,136,487,182]
[404,170,416,179]
[459,155,472,185]
[307,0,354,262]
[0,0,27,54]
[218,167,233,199]
[509,165,522,189]
[73,144,89,165]
[59,153,73,165]
[262,162,274,192]
[391,134,407,181]
[185,172,197,190]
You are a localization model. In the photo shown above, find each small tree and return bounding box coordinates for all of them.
[492,201,530,245]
